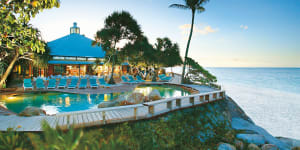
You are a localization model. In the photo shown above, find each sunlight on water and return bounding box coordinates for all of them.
[0,84,190,115]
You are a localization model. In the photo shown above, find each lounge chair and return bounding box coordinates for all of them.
[79,78,87,89]
[90,78,99,88]
[68,78,78,89]
[36,79,45,90]
[58,79,67,89]
[121,75,135,84]
[158,74,172,82]
[127,75,140,83]
[98,78,112,87]
[47,79,57,89]
[136,75,145,82]
[23,79,33,90]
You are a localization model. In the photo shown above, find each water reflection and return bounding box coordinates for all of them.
[0,85,190,114]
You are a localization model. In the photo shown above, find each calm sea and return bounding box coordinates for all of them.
[167,67,300,139]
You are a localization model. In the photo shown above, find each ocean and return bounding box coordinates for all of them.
[166,67,300,139]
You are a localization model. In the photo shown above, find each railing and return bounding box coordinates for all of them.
[53,90,226,129]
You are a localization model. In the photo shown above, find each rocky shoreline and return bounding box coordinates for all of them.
[218,96,300,150]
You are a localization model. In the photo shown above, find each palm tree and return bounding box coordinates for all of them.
[170,0,209,84]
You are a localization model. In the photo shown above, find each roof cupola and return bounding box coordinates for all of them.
[70,22,80,34]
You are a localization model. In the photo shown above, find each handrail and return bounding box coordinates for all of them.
[144,90,225,106]
[56,104,145,116]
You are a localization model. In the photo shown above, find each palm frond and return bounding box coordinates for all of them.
[195,6,205,13]
[169,4,189,10]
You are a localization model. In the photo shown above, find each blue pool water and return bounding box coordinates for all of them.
[0,84,190,115]
[167,67,300,139]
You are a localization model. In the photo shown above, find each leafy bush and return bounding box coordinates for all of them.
[0,100,234,149]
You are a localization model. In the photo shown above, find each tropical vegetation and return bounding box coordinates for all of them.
[170,0,210,84]
[0,100,236,150]
[93,11,143,84]
[0,0,60,88]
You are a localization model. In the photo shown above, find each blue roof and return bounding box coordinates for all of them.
[122,62,129,66]
[48,60,104,65]
[48,33,105,58]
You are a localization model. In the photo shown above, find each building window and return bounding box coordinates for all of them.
[88,58,96,61]
[53,56,64,60]
[77,57,86,61]
[65,57,76,60]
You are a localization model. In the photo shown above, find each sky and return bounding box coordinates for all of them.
[30,0,300,67]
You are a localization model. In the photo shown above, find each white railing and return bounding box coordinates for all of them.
[53,90,226,129]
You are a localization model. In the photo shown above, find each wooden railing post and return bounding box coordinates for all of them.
[102,111,106,124]
[199,95,204,102]
[134,107,138,120]
[205,95,210,102]
[176,99,181,107]
[167,101,172,110]
[149,105,154,116]
[213,93,217,100]
[189,97,194,105]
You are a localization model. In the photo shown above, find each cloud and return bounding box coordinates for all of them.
[240,25,248,30]
[179,24,219,36]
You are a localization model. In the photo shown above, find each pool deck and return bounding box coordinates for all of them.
[0,75,224,132]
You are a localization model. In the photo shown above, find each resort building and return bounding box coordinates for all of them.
[11,22,129,79]
[47,22,106,76]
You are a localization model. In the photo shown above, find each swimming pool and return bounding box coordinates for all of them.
[0,84,191,115]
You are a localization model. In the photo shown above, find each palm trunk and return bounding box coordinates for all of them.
[0,51,19,88]
[181,11,195,84]
[109,43,117,84]
[108,53,115,84]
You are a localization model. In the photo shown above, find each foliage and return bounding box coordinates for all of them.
[93,11,142,84]
[0,100,235,149]
[185,57,217,84]
[0,0,60,87]
[0,128,33,150]
[169,0,210,84]
[28,120,83,150]
[154,37,183,68]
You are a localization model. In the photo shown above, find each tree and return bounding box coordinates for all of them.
[0,0,60,88]
[93,11,142,84]
[155,37,183,72]
[185,57,217,84]
[170,0,209,84]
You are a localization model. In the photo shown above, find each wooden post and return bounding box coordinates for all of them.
[176,99,181,107]
[102,111,106,124]
[189,97,194,105]
[134,107,138,120]
[200,96,204,102]
[205,95,210,102]
[213,93,217,100]
[149,105,154,115]
[167,101,172,110]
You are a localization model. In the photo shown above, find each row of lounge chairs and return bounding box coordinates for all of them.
[23,78,114,90]
[23,74,172,90]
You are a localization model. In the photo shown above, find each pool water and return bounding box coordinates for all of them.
[0,84,191,115]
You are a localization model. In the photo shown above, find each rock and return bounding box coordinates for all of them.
[232,118,289,149]
[148,89,161,101]
[119,100,135,106]
[127,93,144,104]
[218,143,236,150]
[234,139,244,150]
[18,107,46,117]
[292,147,300,150]
[98,101,117,108]
[261,144,279,150]
[277,137,300,148]
[248,143,261,150]
[113,95,127,103]
[236,134,266,146]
